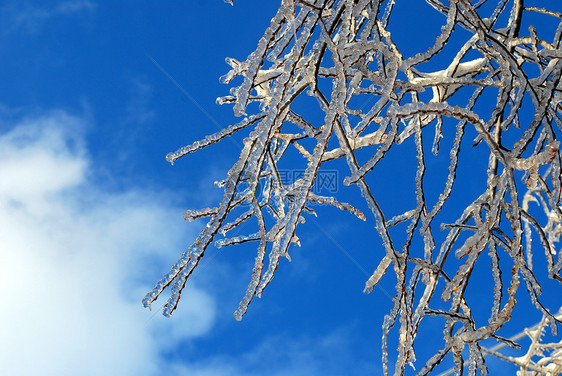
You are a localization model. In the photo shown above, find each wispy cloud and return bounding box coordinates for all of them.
[56,0,96,14]
[1,1,96,34]
[126,77,156,126]
[0,109,215,375]
[166,329,379,376]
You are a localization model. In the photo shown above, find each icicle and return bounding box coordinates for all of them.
[432,116,443,155]
[364,255,392,293]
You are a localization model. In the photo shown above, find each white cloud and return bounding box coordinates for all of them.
[0,108,381,376]
[1,1,96,34]
[0,110,216,376]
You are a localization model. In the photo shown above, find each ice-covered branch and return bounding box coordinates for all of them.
[147,1,562,374]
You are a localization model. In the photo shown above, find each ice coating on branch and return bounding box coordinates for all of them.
[166,113,266,164]
[146,1,562,373]
[183,207,218,222]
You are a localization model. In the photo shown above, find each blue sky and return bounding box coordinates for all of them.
[0,1,561,375]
